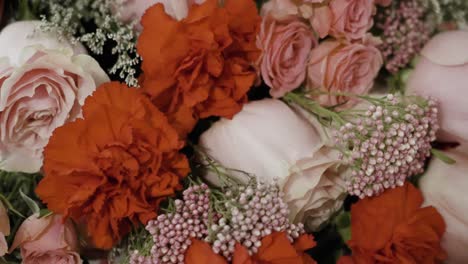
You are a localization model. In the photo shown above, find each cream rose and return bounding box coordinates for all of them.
[257,15,317,98]
[10,214,81,264]
[307,40,382,107]
[0,23,109,173]
[199,99,346,230]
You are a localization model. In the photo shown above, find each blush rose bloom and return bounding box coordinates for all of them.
[261,0,332,38]
[307,40,383,107]
[10,214,81,264]
[420,147,468,264]
[199,99,346,230]
[257,15,317,98]
[0,202,9,256]
[407,30,468,144]
[0,25,109,173]
[0,21,86,66]
[329,0,375,41]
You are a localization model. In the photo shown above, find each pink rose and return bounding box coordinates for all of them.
[329,0,375,40]
[258,16,318,98]
[10,214,81,263]
[0,202,9,256]
[0,25,109,173]
[407,30,468,145]
[261,0,332,38]
[117,0,204,30]
[307,40,383,106]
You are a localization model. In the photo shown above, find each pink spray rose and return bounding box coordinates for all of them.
[258,15,318,98]
[0,202,9,256]
[329,0,375,40]
[10,214,81,263]
[261,0,332,38]
[307,40,383,106]
[0,23,109,173]
[407,30,468,145]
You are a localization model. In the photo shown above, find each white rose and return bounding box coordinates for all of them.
[199,99,346,230]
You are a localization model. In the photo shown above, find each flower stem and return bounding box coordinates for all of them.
[283,92,347,126]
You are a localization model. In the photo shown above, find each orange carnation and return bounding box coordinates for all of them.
[346,183,447,264]
[35,82,190,249]
[137,0,260,136]
[185,232,316,264]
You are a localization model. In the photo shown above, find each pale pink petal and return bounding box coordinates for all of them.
[420,148,468,264]
[421,30,468,66]
[10,214,54,252]
[407,56,468,143]
[0,234,7,257]
[310,6,332,39]
[0,203,9,236]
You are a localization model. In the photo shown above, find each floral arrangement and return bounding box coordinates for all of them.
[0,0,467,263]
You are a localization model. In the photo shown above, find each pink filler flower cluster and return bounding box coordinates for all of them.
[376,0,431,73]
[130,182,305,263]
[334,94,439,198]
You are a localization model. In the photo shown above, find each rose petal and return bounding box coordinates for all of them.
[421,30,468,66]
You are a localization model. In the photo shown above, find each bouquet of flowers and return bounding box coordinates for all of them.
[0,0,467,263]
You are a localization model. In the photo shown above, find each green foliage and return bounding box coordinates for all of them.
[425,0,468,28]
[0,171,42,263]
[0,171,42,243]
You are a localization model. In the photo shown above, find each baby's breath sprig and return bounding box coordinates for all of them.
[424,0,468,28]
[37,0,141,87]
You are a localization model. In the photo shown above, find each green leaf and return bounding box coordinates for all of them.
[334,211,352,243]
[19,189,40,215]
[39,209,53,218]
[431,149,456,165]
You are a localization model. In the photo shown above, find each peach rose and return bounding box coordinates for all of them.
[261,0,332,38]
[0,29,109,173]
[0,202,9,256]
[199,99,346,230]
[407,30,468,144]
[10,214,81,264]
[258,15,317,98]
[307,40,382,107]
[329,0,375,40]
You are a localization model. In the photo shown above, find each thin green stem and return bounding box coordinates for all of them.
[283,92,347,126]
